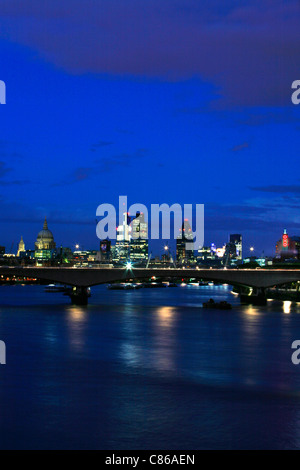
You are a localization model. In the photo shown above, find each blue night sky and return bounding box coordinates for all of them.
[0,0,299,256]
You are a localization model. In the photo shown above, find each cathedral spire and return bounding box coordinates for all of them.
[17,236,25,257]
[43,217,48,230]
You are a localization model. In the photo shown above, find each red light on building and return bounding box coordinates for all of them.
[283,234,289,248]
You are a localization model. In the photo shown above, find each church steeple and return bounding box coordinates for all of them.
[17,236,25,257]
[43,217,48,230]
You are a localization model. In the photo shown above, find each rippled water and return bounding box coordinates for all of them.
[0,284,300,449]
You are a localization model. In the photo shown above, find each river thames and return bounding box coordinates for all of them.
[0,284,300,450]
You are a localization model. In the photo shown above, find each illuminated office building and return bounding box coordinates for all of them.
[115,212,131,262]
[230,234,242,260]
[197,246,214,261]
[130,212,149,264]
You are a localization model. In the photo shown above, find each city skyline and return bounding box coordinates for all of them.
[0,1,299,253]
[1,213,295,261]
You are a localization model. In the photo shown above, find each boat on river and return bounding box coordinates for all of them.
[44,284,67,293]
[108,283,142,290]
[203,299,232,310]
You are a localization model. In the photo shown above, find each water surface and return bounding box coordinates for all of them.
[0,284,300,450]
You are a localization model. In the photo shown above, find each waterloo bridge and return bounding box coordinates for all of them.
[1,266,300,305]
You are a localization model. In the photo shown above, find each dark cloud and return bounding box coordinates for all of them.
[0,161,11,177]
[0,180,29,186]
[206,213,300,234]
[116,129,134,135]
[208,203,271,217]
[0,0,298,106]
[0,140,25,159]
[90,140,114,152]
[53,148,148,186]
[176,107,300,129]
[0,161,29,188]
[73,167,94,182]
[231,142,249,152]
[53,166,98,186]
[94,148,148,172]
[204,198,300,246]
[238,109,300,127]
[205,201,300,238]
[0,199,94,226]
[250,185,300,194]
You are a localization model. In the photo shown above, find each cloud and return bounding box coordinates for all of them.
[0,196,95,227]
[90,140,114,152]
[0,141,25,160]
[53,147,148,186]
[205,199,300,244]
[205,203,272,233]
[231,142,249,152]
[250,185,300,194]
[175,107,300,130]
[116,129,134,135]
[205,214,296,233]
[0,161,29,187]
[53,166,97,186]
[94,148,149,172]
[0,161,11,177]
[0,0,299,106]
[0,180,29,186]
[238,109,300,127]
[73,167,94,182]
[208,203,271,217]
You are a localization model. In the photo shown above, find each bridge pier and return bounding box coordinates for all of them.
[240,287,267,306]
[68,287,90,306]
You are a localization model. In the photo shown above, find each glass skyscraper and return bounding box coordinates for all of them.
[130,212,149,264]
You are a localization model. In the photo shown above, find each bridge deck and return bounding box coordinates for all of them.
[1,267,300,288]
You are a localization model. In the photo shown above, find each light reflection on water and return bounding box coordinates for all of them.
[0,284,300,449]
[284,301,292,315]
[155,306,176,328]
[243,306,261,317]
[119,305,178,373]
[152,306,177,373]
[66,306,87,352]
